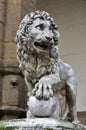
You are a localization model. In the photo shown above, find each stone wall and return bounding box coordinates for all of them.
[37,0,86,125]
[0,0,36,120]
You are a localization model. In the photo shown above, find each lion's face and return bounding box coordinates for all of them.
[29,18,55,52]
[16,11,60,54]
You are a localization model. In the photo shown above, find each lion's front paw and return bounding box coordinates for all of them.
[32,81,53,100]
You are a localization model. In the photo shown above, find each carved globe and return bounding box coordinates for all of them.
[29,96,57,117]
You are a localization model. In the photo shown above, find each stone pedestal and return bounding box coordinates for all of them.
[0,118,86,130]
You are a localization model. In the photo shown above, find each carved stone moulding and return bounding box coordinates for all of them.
[0,66,27,120]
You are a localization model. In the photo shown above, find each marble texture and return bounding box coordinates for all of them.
[29,96,57,117]
[15,11,79,123]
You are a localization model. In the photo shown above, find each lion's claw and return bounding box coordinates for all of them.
[32,81,53,100]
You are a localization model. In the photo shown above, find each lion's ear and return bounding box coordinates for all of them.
[21,14,30,25]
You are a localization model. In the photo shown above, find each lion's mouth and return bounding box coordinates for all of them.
[33,42,49,51]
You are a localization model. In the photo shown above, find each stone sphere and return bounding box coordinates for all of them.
[29,96,57,117]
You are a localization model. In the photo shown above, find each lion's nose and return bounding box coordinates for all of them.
[45,36,52,41]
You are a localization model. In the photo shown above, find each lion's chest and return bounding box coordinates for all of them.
[27,54,52,79]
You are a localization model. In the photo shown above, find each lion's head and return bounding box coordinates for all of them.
[15,11,59,51]
[15,11,59,80]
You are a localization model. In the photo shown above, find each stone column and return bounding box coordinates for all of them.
[0,0,6,65]
[0,0,7,118]
[0,0,36,120]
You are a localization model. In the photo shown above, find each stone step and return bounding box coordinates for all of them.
[0,118,86,130]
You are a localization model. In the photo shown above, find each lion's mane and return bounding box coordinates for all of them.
[15,11,59,84]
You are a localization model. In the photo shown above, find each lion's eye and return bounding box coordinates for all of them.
[35,24,45,31]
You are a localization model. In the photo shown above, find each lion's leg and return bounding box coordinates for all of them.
[66,79,80,124]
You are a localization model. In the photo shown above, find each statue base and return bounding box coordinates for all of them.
[0,118,86,130]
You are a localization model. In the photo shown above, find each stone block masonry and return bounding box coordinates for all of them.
[0,0,36,120]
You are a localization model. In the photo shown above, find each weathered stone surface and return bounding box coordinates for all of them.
[15,10,79,123]
[1,74,26,107]
[0,74,27,120]
[0,118,86,130]
[2,42,18,67]
[29,96,57,117]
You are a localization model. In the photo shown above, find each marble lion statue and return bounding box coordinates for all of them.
[15,11,79,123]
